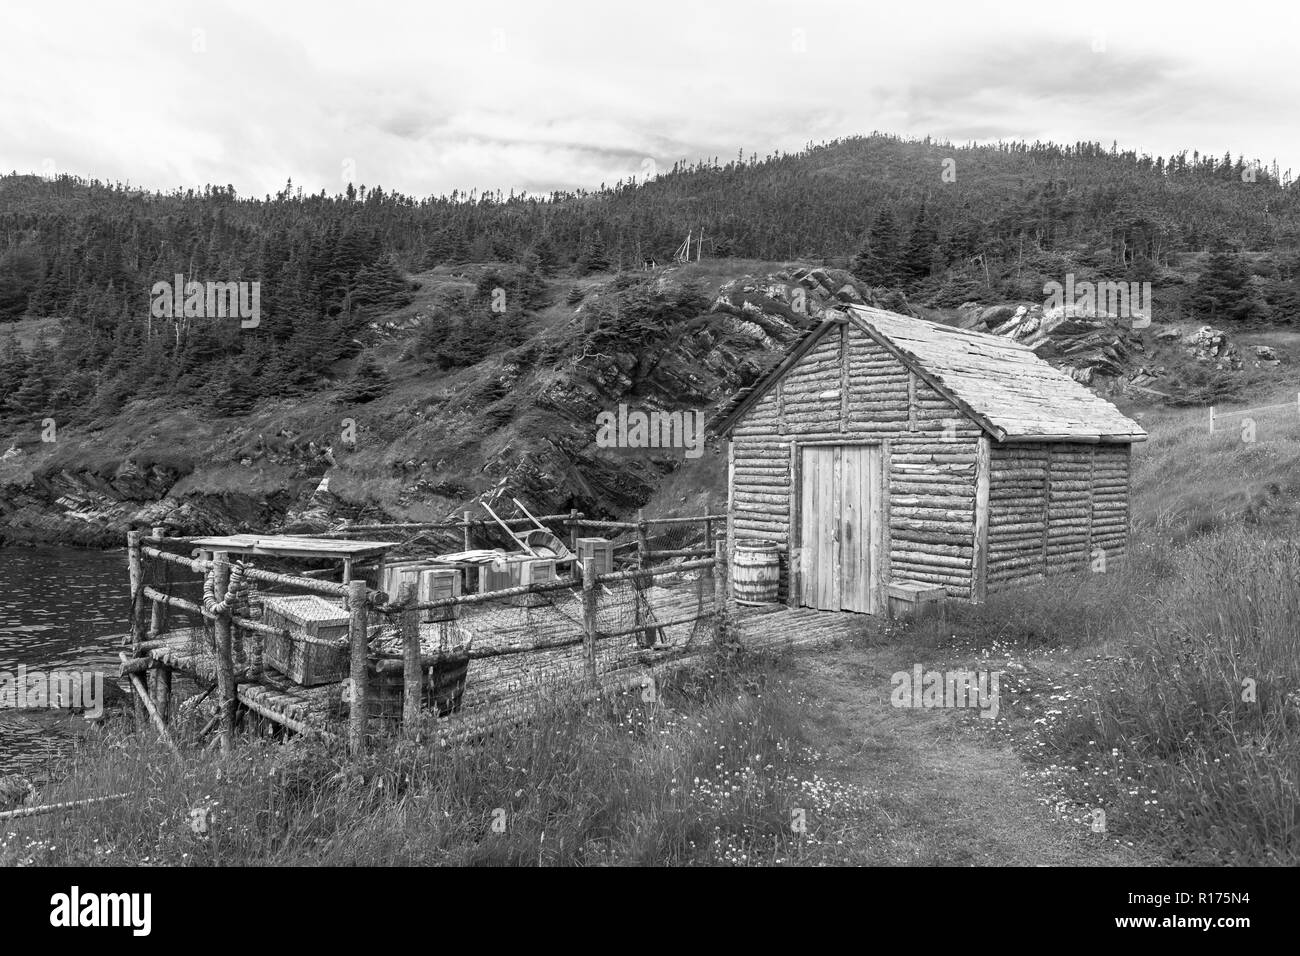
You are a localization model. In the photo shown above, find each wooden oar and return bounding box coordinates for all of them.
[513,497,549,532]
[481,502,538,556]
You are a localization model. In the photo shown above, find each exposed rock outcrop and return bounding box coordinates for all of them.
[953,301,1142,387]
[1181,326,1241,370]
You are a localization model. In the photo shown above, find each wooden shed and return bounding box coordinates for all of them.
[712,305,1147,613]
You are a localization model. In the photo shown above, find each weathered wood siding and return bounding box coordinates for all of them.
[986,442,1131,590]
[730,323,981,601]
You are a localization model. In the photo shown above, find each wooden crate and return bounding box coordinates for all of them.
[261,595,351,686]
[886,581,948,620]
[481,555,556,592]
[418,568,462,623]
[575,537,614,575]
[481,556,557,608]
[381,562,463,622]
[520,557,556,586]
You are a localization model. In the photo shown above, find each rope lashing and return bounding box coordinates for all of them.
[202,561,250,614]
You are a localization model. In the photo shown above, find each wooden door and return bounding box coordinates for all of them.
[799,444,879,613]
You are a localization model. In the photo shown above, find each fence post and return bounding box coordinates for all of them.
[569,508,580,552]
[1209,406,1215,435]
[213,552,237,754]
[126,530,148,723]
[582,558,597,680]
[148,526,171,722]
[348,579,370,753]
[636,508,648,568]
[713,532,731,646]
[401,584,422,734]
[462,510,472,552]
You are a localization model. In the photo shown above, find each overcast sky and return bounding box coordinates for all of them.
[1,0,1295,198]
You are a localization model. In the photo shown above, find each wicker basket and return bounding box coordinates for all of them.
[262,595,351,686]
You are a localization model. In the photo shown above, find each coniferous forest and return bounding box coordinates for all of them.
[2,132,1299,426]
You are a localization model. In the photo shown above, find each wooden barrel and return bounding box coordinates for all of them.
[733,540,780,605]
[360,653,470,722]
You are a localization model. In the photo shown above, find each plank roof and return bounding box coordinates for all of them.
[713,306,1148,443]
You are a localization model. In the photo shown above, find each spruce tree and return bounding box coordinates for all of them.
[851,210,900,286]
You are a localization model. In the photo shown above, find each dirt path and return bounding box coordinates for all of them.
[784,639,1163,866]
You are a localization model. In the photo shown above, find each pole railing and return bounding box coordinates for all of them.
[125,509,732,752]
[1209,392,1300,433]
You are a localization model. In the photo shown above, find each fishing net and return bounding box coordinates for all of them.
[369,560,719,713]
[134,518,723,731]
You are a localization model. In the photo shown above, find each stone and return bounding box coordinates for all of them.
[1181,326,1241,368]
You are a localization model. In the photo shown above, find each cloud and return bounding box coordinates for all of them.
[0,0,1295,197]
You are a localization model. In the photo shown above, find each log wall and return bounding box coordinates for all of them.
[730,321,1136,607]
[730,323,981,601]
[986,442,1130,590]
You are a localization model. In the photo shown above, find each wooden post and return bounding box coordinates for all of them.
[636,508,648,568]
[212,552,237,754]
[463,510,472,552]
[401,584,422,734]
[126,530,148,723]
[119,653,178,755]
[568,508,579,552]
[877,440,891,612]
[147,526,171,722]
[581,558,597,680]
[1209,406,1215,435]
[787,440,798,608]
[714,533,730,645]
[972,437,990,604]
[348,579,370,753]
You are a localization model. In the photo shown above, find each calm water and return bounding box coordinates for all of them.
[0,546,128,774]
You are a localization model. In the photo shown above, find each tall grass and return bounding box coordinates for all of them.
[888,516,1300,864]
[1041,528,1300,864]
[1130,402,1300,541]
[1,651,849,866]
[901,534,1176,652]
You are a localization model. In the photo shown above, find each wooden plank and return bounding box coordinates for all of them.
[830,445,843,610]
[1085,446,1096,566]
[189,535,398,558]
[1041,448,1053,571]
[876,441,890,613]
[798,446,814,608]
[972,436,991,603]
[727,439,735,576]
[839,323,850,432]
[788,441,800,608]
[907,370,917,431]
[813,447,826,610]
[840,446,868,612]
